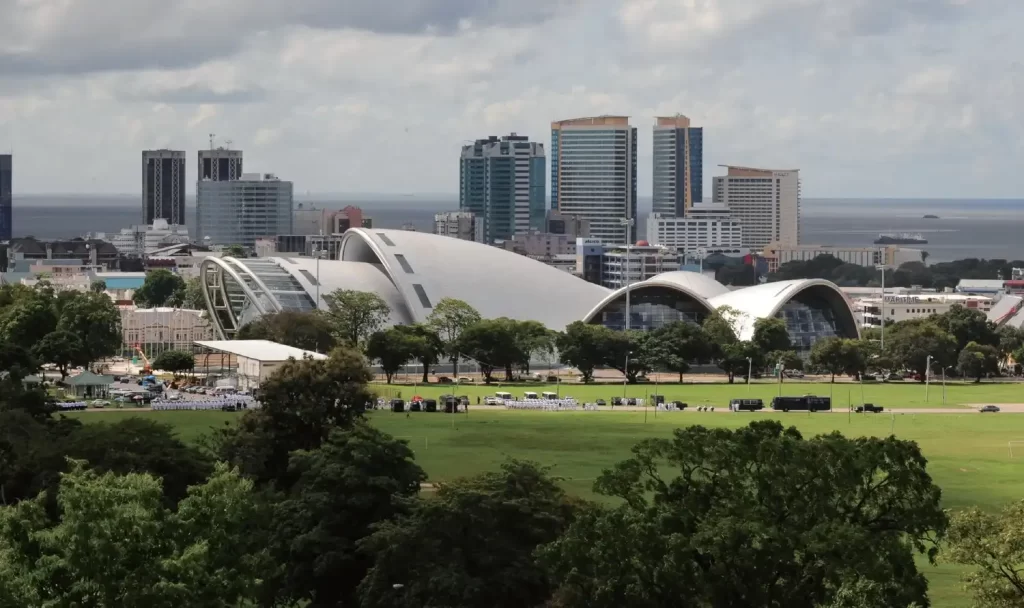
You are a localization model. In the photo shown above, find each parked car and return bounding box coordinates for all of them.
[595,399,607,406]
[861,373,877,381]
[980,405,1001,413]
[784,369,805,379]
[483,396,500,405]
[457,377,473,384]
[886,373,903,381]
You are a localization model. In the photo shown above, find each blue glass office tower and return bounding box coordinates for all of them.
[0,155,11,241]
[551,116,637,244]
[653,115,702,217]
[459,134,546,243]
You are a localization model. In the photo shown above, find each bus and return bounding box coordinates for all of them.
[771,396,831,412]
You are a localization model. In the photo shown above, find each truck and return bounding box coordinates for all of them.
[855,403,884,413]
[771,395,832,412]
[729,398,765,412]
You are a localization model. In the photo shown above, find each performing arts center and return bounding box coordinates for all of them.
[199,228,859,353]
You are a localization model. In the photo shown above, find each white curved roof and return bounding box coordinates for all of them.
[708,278,859,340]
[269,257,414,327]
[582,271,719,322]
[340,228,610,330]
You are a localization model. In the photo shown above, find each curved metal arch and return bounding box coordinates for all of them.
[199,257,278,339]
[338,228,421,320]
[763,281,861,340]
[581,280,716,325]
[221,256,289,314]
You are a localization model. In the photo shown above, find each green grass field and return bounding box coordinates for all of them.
[67,406,1024,607]
[368,379,1024,409]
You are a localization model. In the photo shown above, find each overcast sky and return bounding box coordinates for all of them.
[2,0,1023,198]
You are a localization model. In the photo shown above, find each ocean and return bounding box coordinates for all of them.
[10,195,1024,264]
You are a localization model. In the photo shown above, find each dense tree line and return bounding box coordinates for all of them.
[4,319,1024,606]
[770,254,1024,290]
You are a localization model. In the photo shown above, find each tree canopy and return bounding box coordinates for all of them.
[237,310,336,352]
[324,289,391,347]
[427,297,482,376]
[151,350,195,378]
[133,269,187,308]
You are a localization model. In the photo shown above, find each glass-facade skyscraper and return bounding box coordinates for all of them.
[551,116,637,244]
[653,115,702,217]
[197,173,293,247]
[0,154,11,241]
[459,134,545,243]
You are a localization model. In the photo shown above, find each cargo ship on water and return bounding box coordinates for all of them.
[874,232,928,245]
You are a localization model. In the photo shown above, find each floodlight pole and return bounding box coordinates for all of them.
[620,217,635,331]
[925,355,933,402]
[746,357,752,394]
[623,351,631,401]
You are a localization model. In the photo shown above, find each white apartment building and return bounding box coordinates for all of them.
[93,219,190,257]
[551,116,637,245]
[763,243,925,272]
[859,294,993,327]
[120,307,215,358]
[433,211,484,243]
[646,204,743,252]
[599,244,681,290]
[713,165,800,250]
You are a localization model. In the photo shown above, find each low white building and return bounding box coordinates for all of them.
[599,244,681,290]
[763,242,924,272]
[646,204,743,252]
[92,219,190,257]
[193,340,328,391]
[859,294,993,327]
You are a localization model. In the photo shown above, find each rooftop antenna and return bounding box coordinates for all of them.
[208,133,215,150]
[224,139,233,150]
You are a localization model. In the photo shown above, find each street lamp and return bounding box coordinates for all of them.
[695,247,708,274]
[623,350,633,401]
[875,264,887,349]
[925,355,933,402]
[746,356,753,394]
[619,217,635,331]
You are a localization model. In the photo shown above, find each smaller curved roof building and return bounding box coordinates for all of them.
[583,271,858,351]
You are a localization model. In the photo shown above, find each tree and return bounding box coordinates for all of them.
[89,279,107,293]
[359,461,576,608]
[557,322,608,383]
[649,321,707,382]
[947,499,1024,608]
[223,244,247,258]
[237,310,336,352]
[752,317,791,354]
[133,269,186,308]
[932,304,999,354]
[541,421,947,608]
[151,349,195,379]
[56,290,122,365]
[32,330,87,380]
[885,321,957,381]
[0,463,271,607]
[601,330,656,383]
[365,327,416,383]
[956,341,999,383]
[0,290,57,346]
[809,336,847,382]
[767,349,803,381]
[457,318,522,382]
[269,424,425,607]
[324,289,391,347]
[997,325,1024,360]
[215,346,373,488]
[427,297,482,377]
[181,276,206,310]
[0,343,39,384]
[716,340,762,383]
[394,323,444,383]
[61,418,213,507]
[512,320,554,374]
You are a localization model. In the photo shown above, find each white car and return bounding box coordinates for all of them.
[483,397,500,405]
[457,377,473,384]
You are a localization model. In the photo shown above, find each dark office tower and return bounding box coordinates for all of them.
[0,155,11,241]
[142,150,186,225]
[198,148,243,181]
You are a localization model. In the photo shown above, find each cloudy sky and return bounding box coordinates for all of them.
[2,0,1022,198]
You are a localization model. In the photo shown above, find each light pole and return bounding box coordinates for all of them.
[623,350,632,401]
[925,355,933,402]
[942,366,948,404]
[875,264,886,349]
[619,217,635,331]
[695,247,708,275]
[746,357,753,394]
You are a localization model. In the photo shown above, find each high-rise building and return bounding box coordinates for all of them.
[198,148,243,181]
[434,211,483,243]
[646,203,743,252]
[0,154,11,241]
[459,134,545,243]
[653,115,702,217]
[196,173,293,247]
[551,116,637,245]
[713,165,800,249]
[142,150,186,226]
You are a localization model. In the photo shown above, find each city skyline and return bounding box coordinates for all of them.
[1,1,1023,198]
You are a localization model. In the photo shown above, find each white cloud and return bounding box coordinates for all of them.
[0,0,1023,197]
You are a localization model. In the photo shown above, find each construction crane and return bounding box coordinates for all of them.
[134,344,152,374]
